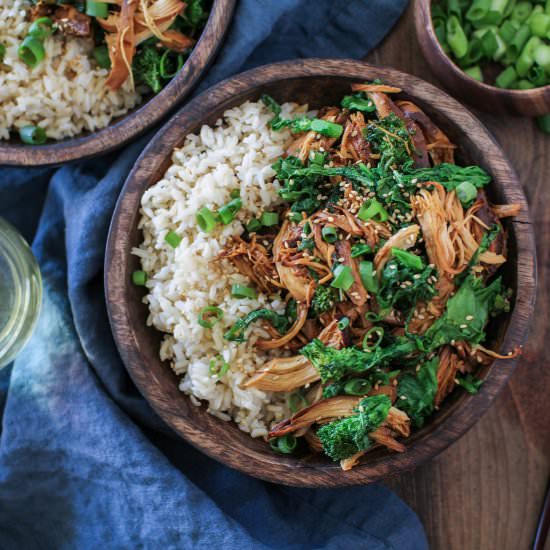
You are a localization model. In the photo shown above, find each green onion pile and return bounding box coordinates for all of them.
[433,0,550,89]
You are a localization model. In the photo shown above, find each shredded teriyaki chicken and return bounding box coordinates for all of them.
[217,82,521,470]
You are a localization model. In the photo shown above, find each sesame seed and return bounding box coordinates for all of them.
[460,323,467,329]
[466,315,474,321]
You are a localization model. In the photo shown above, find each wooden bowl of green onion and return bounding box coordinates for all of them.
[415,0,550,116]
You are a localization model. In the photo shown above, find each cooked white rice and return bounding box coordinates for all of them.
[0,0,140,140]
[134,100,309,438]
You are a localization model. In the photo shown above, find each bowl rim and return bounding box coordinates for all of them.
[0,0,236,167]
[414,0,550,97]
[105,58,536,487]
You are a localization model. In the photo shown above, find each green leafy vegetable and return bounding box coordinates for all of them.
[424,274,504,349]
[366,113,413,171]
[132,43,163,93]
[300,337,418,383]
[224,308,290,343]
[396,357,439,427]
[341,92,376,112]
[262,95,343,138]
[455,373,484,394]
[317,395,391,460]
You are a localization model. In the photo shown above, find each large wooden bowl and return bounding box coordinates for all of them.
[414,0,550,116]
[105,59,536,487]
[0,0,235,166]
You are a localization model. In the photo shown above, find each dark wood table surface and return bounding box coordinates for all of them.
[366,6,550,550]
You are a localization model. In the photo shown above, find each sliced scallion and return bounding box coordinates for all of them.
[322,225,338,243]
[288,392,308,413]
[456,181,478,206]
[209,355,230,378]
[362,326,384,351]
[132,270,147,286]
[28,17,54,40]
[164,230,182,248]
[19,125,47,145]
[18,36,45,68]
[218,198,242,225]
[86,0,109,18]
[246,218,262,233]
[309,119,343,138]
[260,211,279,227]
[270,434,297,454]
[196,206,218,233]
[231,284,257,299]
[357,199,389,222]
[331,264,354,291]
[359,260,378,293]
[337,316,350,330]
[198,306,223,329]
[159,49,184,79]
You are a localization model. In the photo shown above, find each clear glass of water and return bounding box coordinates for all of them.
[0,218,42,368]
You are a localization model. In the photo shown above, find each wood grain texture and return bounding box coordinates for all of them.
[370,6,550,549]
[415,0,550,116]
[0,0,236,167]
[104,59,536,488]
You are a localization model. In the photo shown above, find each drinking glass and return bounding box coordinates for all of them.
[0,218,42,368]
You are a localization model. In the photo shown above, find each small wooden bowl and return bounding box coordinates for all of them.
[415,0,550,116]
[0,0,235,166]
[105,59,536,487]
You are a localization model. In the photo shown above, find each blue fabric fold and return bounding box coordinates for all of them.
[0,1,429,548]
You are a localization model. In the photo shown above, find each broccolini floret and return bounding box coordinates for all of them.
[310,285,337,317]
[317,395,391,461]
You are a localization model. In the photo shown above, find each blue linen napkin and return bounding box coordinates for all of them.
[0,1,430,548]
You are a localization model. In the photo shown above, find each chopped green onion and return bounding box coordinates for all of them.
[447,15,469,58]
[198,306,223,329]
[19,125,47,145]
[231,284,257,299]
[288,392,308,413]
[270,434,297,454]
[466,0,491,23]
[456,181,478,206]
[392,248,425,271]
[516,36,542,76]
[230,189,240,199]
[246,218,262,233]
[159,49,184,79]
[132,270,147,286]
[499,19,519,43]
[480,28,499,56]
[530,12,550,36]
[331,264,354,291]
[196,206,218,233]
[322,225,338,243]
[357,199,389,222]
[511,1,533,23]
[343,378,372,396]
[464,65,484,81]
[28,17,54,40]
[93,45,111,69]
[340,93,376,112]
[86,0,109,18]
[18,36,45,68]
[209,355,230,378]
[351,243,373,258]
[359,260,379,293]
[0,44,5,62]
[517,78,536,89]
[164,230,182,248]
[536,114,550,134]
[218,198,242,225]
[337,317,350,330]
[495,65,518,87]
[309,119,344,138]
[362,327,384,351]
[260,211,279,227]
